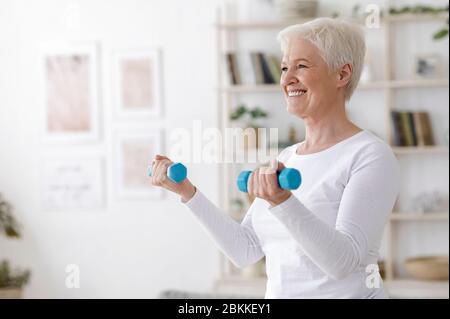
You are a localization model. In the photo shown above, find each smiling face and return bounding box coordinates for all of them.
[280,38,342,119]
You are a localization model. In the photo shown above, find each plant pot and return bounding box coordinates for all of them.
[274,0,318,20]
[0,287,22,299]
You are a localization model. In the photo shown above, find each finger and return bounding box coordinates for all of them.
[269,159,278,173]
[155,159,172,184]
[264,161,276,174]
[155,154,170,160]
[152,154,168,166]
[247,169,255,195]
[277,160,285,172]
[160,161,174,185]
[257,168,266,196]
[260,167,274,195]
[151,160,162,184]
[152,159,167,184]
[263,166,278,194]
[152,160,161,183]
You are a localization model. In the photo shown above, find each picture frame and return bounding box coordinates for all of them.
[40,43,100,144]
[41,157,104,211]
[113,48,163,119]
[114,128,163,200]
[413,53,444,79]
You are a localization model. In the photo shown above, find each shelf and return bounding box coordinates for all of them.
[359,81,391,90]
[392,146,449,155]
[216,18,322,30]
[388,78,449,89]
[216,13,449,30]
[387,13,449,23]
[384,279,449,299]
[390,212,449,221]
[219,79,449,94]
[359,79,448,89]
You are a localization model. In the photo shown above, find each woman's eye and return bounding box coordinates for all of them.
[281,65,307,72]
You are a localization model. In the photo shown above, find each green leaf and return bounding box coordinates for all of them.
[229,105,248,121]
[433,28,449,40]
[5,226,20,238]
[250,107,268,119]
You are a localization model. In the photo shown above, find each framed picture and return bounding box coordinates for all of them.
[413,53,444,79]
[41,43,100,143]
[41,157,104,211]
[114,129,163,200]
[113,49,163,119]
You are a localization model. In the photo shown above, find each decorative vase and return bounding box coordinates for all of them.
[242,259,266,278]
[405,256,449,281]
[243,126,260,150]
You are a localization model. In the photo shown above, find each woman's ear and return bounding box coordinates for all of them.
[336,63,353,88]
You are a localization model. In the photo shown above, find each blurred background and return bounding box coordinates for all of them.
[0,0,448,299]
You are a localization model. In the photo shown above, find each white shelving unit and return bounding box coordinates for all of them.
[214,3,449,298]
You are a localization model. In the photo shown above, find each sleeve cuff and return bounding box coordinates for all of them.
[269,193,303,215]
[180,187,202,207]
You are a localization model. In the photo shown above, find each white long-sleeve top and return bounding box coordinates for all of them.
[182,130,400,298]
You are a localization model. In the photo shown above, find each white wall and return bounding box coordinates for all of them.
[0,0,222,298]
[0,0,449,298]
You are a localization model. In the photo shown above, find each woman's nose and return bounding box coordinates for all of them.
[280,69,299,87]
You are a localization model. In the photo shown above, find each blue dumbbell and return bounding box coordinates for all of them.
[237,168,301,193]
[147,162,187,183]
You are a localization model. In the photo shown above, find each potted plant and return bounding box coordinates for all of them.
[230,104,268,149]
[388,4,449,40]
[0,193,31,298]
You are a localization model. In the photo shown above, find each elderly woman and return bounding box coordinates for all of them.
[151,18,399,298]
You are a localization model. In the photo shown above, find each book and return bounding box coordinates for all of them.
[416,111,435,146]
[236,52,256,85]
[391,111,405,146]
[250,52,264,84]
[412,112,425,146]
[399,111,415,146]
[266,54,282,84]
[393,110,435,147]
[225,52,241,85]
[258,52,275,84]
[407,112,418,146]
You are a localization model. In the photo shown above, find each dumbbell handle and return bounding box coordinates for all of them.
[237,168,301,193]
[147,162,187,183]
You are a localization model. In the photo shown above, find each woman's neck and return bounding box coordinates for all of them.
[298,105,362,154]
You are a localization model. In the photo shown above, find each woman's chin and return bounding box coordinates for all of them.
[286,103,306,117]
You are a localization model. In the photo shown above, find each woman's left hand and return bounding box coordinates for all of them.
[247,160,292,207]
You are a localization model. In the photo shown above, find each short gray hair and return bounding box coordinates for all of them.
[277,17,366,100]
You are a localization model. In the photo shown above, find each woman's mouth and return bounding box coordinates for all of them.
[287,89,307,97]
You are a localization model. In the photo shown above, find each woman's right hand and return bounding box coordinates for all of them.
[150,154,196,202]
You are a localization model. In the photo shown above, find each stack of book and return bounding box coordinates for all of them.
[391,111,435,147]
[225,51,282,85]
